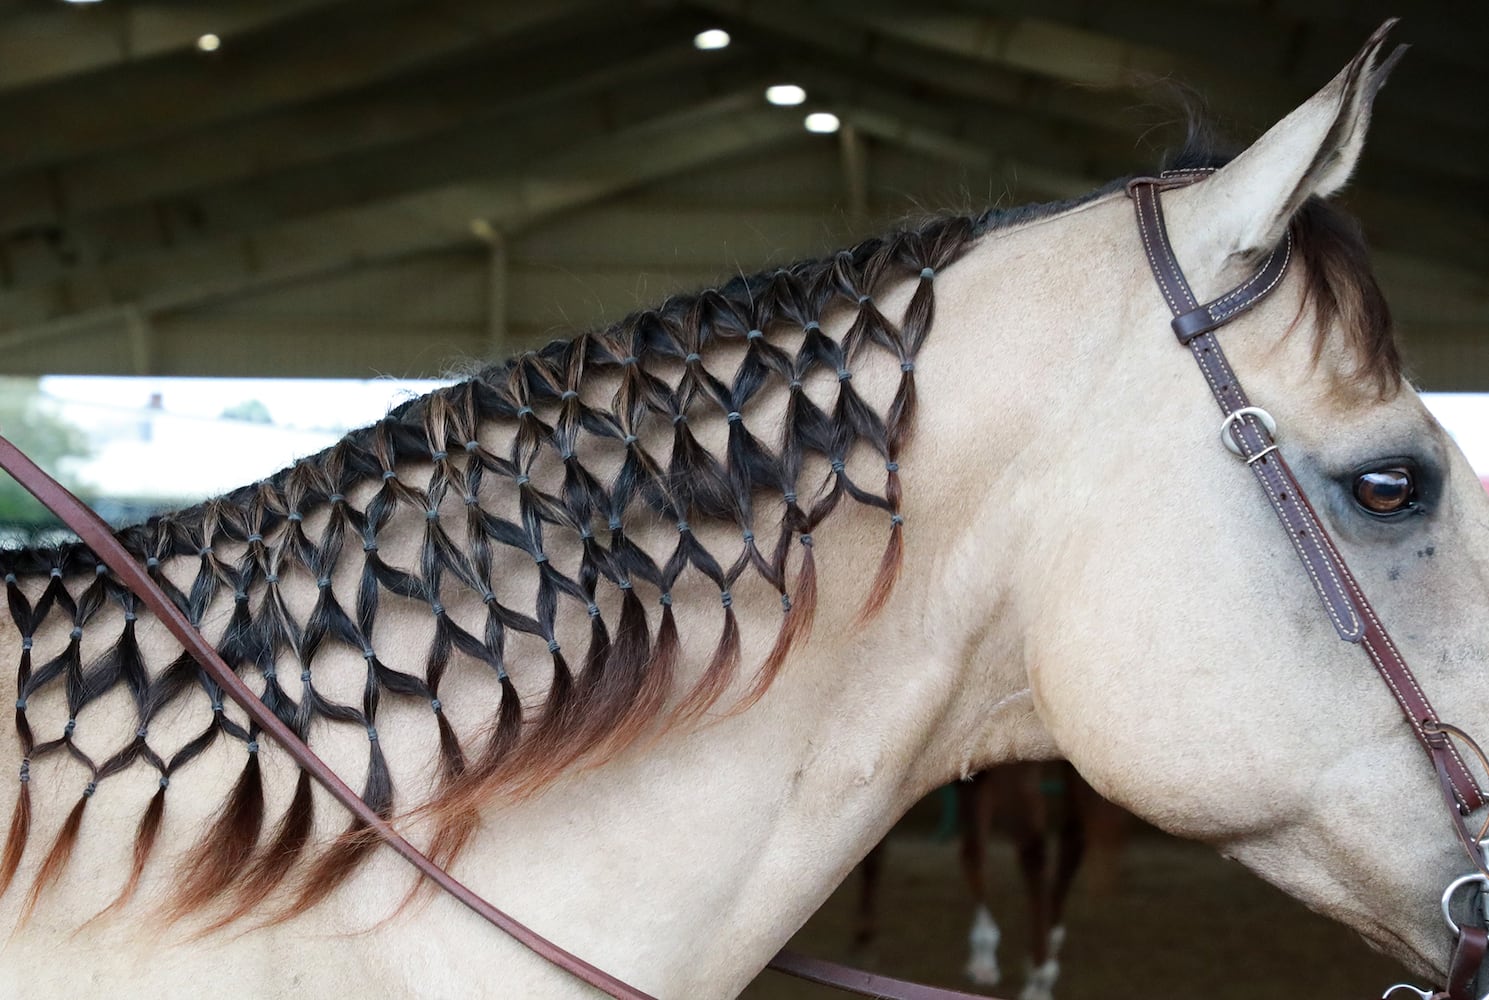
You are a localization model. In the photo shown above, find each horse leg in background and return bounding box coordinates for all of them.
[998,764,1055,1000]
[851,839,884,963]
[1017,762,1086,1000]
[959,772,1002,986]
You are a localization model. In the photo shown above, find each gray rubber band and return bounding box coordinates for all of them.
[920,266,935,279]
[431,451,447,461]
[891,513,904,526]
[561,390,579,401]
[747,329,764,341]
[328,493,344,503]
[247,741,260,754]
[547,639,561,653]
[430,699,443,713]
[727,411,742,423]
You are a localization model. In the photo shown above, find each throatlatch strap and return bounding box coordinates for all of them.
[1127,177,1486,817]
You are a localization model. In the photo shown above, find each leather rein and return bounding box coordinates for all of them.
[0,173,1483,1000]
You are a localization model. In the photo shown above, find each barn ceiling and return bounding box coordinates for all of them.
[0,0,1484,387]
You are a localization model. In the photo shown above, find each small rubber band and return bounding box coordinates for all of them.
[515,475,530,486]
[425,509,439,520]
[900,361,915,373]
[609,516,623,531]
[465,439,481,451]
[623,434,638,445]
[430,699,443,713]
[727,411,742,423]
[720,590,732,608]
[621,356,638,366]
[3,573,14,584]
[804,321,821,332]
[890,513,904,526]
[517,406,534,417]
[800,533,814,546]
[547,639,561,653]
[146,558,159,568]
[676,521,691,533]
[659,593,672,607]
[885,461,899,472]
[587,603,601,618]
[672,413,687,425]
[431,450,447,461]
[837,369,852,381]
[247,741,260,754]
[481,591,496,604]
[781,594,793,612]
[64,719,76,735]
[533,553,548,564]
[95,563,107,575]
[685,353,702,363]
[431,603,445,616]
[464,495,478,506]
[789,379,802,390]
[69,627,82,640]
[14,698,24,710]
[366,727,378,743]
[857,294,872,305]
[747,329,764,341]
[784,491,798,504]
[234,590,247,602]
[287,511,303,522]
[83,781,97,798]
[561,390,579,401]
[363,647,376,660]
[830,459,845,473]
[618,579,634,591]
[265,574,279,584]
[50,567,63,578]
[363,541,378,552]
[317,577,331,588]
[136,726,149,739]
[247,533,263,543]
[262,667,277,680]
[124,612,137,622]
[920,266,936,280]
[382,470,397,480]
[328,493,344,503]
[20,637,31,650]
[158,776,169,789]
[742,529,755,543]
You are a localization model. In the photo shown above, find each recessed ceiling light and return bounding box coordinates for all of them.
[62,0,104,5]
[765,84,806,107]
[196,33,221,52]
[804,112,841,134]
[693,29,730,50]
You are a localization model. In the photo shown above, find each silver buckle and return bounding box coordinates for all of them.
[1219,406,1277,457]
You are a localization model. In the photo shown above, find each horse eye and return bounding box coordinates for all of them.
[1353,468,1416,515]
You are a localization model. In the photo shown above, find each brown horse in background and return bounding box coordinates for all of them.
[855,763,1129,999]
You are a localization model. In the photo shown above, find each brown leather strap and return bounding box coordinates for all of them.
[0,434,999,1000]
[0,434,657,1000]
[769,950,998,1000]
[1127,177,1486,816]
[1448,926,1488,1000]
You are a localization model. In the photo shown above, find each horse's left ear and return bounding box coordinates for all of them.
[1190,20,1405,259]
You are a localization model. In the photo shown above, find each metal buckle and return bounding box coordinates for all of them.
[1219,406,1277,457]
[1441,872,1489,937]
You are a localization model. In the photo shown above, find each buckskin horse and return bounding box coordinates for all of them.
[2,22,1485,1000]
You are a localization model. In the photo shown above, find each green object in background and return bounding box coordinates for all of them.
[0,378,93,535]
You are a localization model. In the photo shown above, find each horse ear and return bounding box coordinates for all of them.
[1194,20,1405,258]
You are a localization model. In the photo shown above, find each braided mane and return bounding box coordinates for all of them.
[0,211,981,928]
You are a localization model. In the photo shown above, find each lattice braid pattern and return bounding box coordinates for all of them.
[0,214,976,924]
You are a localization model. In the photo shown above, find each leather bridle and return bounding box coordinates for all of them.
[1129,170,1489,1000]
[0,173,1484,1000]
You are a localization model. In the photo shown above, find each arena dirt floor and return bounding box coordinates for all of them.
[740,829,1411,999]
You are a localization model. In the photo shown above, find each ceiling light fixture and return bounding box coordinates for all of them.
[693,29,730,50]
[196,33,221,52]
[804,112,841,134]
[765,84,806,107]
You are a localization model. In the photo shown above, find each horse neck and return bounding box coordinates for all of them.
[0,207,1082,995]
